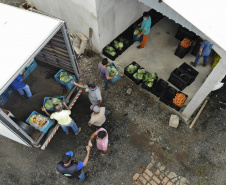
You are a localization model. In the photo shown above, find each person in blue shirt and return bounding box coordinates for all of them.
[191,39,213,67]
[56,147,91,181]
[10,73,32,98]
[137,12,152,49]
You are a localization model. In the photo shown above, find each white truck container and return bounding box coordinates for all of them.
[0,3,81,149]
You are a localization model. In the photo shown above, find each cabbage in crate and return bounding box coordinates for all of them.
[113,40,124,50]
[105,46,116,56]
[45,98,63,109]
[58,71,73,83]
[126,64,138,74]
[107,66,119,77]
[134,27,142,36]
[133,68,146,80]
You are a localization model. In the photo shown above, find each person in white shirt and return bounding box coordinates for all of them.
[41,102,81,135]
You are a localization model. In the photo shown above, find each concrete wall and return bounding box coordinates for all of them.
[96,0,150,51]
[29,0,149,53]
[28,0,101,52]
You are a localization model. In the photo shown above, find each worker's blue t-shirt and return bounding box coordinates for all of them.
[141,16,152,35]
[200,40,213,56]
[10,74,26,90]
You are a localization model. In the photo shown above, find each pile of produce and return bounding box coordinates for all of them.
[113,40,123,50]
[29,114,48,128]
[133,69,146,80]
[58,72,73,83]
[143,72,157,87]
[107,65,119,77]
[173,93,187,107]
[134,27,142,36]
[212,53,221,68]
[45,98,63,109]
[119,36,130,46]
[180,38,193,48]
[105,46,116,56]
[126,64,138,74]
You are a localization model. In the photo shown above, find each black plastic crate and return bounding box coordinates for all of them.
[175,45,191,59]
[160,86,177,105]
[175,26,197,41]
[131,68,146,85]
[168,68,191,91]
[170,91,188,111]
[110,40,126,55]
[122,26,134,41]
[116,35,133,50]
[141,77,158,92]
[102,46,119,61]
[151,79,168,97]
[124,61,140,79]
[179,62,199,85]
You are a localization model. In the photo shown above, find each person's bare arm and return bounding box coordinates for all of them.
[83,146,91,167]
[137,30,145,37]
[41,107,51,117]
[106,76,117,80]
[199,48,203,55]
[22,72,26,79]
[138,22,143,26]
[88,132,97,147]
[63,102,70,110]
[71,80,85,88]
[97,100,102,107]
[88,122,92,126]
[56,171,60,175]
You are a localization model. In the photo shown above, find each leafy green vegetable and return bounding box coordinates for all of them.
[58,72,73,83]
[113,40,124,50]
[143,72,157,82]
[45,98,63,109]
[133,68,147,80]
[105,46,116,56]
[134,27,142,36]
[107,65,119,77]
[119,36,130,46]
[145,81,153,87]
[126,64,138,74]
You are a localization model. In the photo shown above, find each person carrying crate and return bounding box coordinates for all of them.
[41,102,81,135]
[137,12,152,49]
[10,73,32,98]
[98,58,117,91]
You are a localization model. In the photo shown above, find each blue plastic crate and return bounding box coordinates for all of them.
[109,62,121,82]
[0,95,8,108]
[43,96,66,112]
[54,69,76,89]
[23,60,37,80]
[3,87,14,98]
[26,111,53,134]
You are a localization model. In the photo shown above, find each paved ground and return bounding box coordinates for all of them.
[1,1,226,185]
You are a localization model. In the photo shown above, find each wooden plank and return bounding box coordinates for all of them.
[44,46,69,57]
[42,48,70,59]
[46,44,68,53]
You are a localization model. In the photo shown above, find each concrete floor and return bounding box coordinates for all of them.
[114,17,213,109]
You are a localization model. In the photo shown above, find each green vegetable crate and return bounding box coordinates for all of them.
[131,68,147,85]
[23,60,37,80]
[103,45,118,61]
[54,69,76,89]
[124,61,140,79]
[108,62,121,82]
[141,76,158,92]
[43,96,66,112]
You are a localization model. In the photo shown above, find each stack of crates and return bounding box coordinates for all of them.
[191,37,204,56]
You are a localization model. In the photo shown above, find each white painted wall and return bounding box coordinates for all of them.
[29,0,149,53]
[96,0,150,51]
[28,0,101,52]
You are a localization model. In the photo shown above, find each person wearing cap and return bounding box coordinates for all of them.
[88,128,109,156]
[41,101,81,135]
[56,147,91,181]
[98,58,117,91]
[137,12,152,49]
[71,81,102,106]
[88,105,109,129]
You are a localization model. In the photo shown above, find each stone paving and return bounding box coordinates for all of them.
[132,156,190,185]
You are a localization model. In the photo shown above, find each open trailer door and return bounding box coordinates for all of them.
[0,110,32,147]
